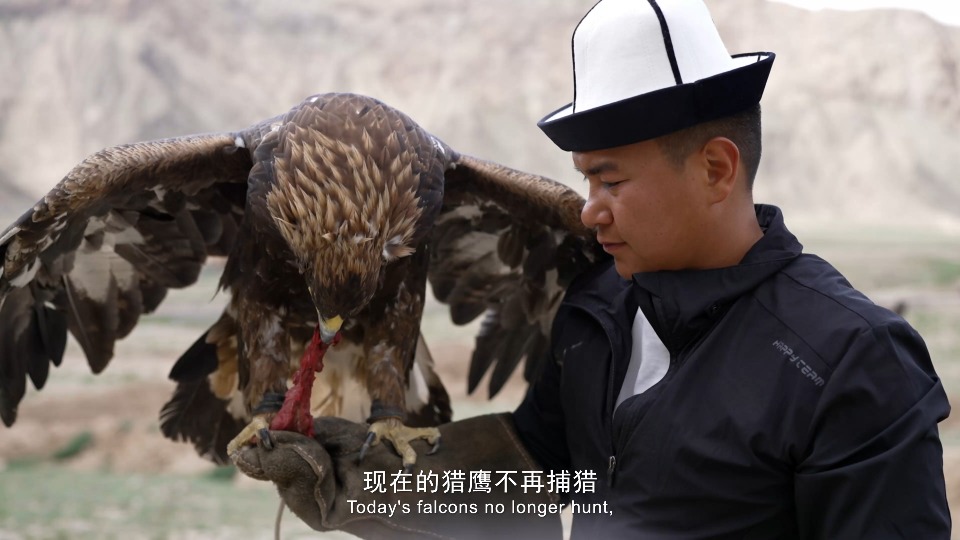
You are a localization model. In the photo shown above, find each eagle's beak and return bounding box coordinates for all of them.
[319,315,343,344]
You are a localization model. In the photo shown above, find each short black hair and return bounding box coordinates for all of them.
[656,103,762,190]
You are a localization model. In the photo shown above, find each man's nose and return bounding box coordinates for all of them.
[581,195,612,229]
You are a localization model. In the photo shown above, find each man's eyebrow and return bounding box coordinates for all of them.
[574,161,619,176]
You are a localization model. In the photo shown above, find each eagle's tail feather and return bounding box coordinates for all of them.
[159,376,245,465]
[159,314,245,464]
[405,333,453,427]
[428,375,452,425]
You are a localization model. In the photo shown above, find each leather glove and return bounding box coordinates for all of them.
[232,413,562,540]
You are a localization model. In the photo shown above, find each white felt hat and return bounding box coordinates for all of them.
[539,0,774,151]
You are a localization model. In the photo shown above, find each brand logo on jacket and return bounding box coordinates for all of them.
[773,340,825,387]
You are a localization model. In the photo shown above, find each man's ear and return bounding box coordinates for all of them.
[700,137,740,204]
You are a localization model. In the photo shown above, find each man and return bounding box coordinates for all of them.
[234,0,951,537]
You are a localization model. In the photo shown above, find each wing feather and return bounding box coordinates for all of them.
[434,153,607,397]
[0,129,264,425]
[29,290,69,386]
[0,283,69,425]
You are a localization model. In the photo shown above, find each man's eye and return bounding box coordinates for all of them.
[603,180,625,188]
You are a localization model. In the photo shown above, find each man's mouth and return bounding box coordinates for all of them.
[599,240,625,252]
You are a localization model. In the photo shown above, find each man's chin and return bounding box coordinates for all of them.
[613,259,640,280]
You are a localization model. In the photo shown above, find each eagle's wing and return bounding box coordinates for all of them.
[433,152,607,397]
[0,121,278,426]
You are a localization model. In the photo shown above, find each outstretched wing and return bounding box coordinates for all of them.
[0,122,278,426]
[431,152,606,397]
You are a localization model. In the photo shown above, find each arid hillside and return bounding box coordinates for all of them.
[1,0,959,232]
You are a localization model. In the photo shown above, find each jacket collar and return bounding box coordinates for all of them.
[631,204,802,354]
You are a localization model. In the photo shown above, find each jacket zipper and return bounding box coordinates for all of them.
[567,302,624,490]
[607,455,617,487]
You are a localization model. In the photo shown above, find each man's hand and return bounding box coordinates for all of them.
[232,414,563,540]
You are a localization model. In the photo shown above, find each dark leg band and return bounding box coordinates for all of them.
[252,391,286,415]
[367,399,406,423]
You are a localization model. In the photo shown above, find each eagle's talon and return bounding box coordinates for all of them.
[404,463,414,475]
[427,437,441,456]
[258,428,274,450]
[359,431,377,462]
[226,414,272,456]
[365,418,441,467]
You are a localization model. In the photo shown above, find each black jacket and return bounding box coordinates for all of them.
[513,205,951,539]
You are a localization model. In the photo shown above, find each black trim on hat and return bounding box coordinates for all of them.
[647,0,682,85]
[538,53,775,152]
[571,0,605,114]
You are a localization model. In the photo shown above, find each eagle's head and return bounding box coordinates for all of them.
[266,118,424,342]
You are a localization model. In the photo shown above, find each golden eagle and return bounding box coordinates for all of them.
[0,93,603,466]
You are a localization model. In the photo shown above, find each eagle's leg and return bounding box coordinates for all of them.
[359,260,439,469]
[361,413,441,472]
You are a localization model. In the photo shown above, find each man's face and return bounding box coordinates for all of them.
[575,138,709,278]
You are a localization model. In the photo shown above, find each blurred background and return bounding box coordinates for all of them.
[0,0,958,538]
